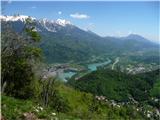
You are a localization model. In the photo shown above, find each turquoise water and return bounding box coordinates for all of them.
[59,71,76,81]
[60,59,111,81]
[87,59,111,71]
[63,71,76,80]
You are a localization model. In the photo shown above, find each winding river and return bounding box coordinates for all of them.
[88,59,111,71]
[60,59,111,81]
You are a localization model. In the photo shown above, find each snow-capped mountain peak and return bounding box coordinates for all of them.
[0,15,71,26]
[56,19,71,26]
[1,15,72,33]
[0,15,36,22]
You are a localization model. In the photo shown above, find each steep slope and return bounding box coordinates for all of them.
[1,15,108,63]
[2,82,146,120]
[38,23,108,63]
[68,69,160,102]
[1,15,159,63]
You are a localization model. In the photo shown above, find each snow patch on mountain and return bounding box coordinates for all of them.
[0,15,71,26]
[0,15,35,22]
[1,15,72,33]
[56,19,71,26]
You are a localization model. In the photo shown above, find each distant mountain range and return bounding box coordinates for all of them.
[1,15,159,63]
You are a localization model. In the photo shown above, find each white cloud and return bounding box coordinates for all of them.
[58,11,62,15]
[70,13,90,19]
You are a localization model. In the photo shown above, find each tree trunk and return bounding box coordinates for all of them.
[2,81,7,93]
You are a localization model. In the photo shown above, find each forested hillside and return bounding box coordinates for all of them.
[68,69,160,102]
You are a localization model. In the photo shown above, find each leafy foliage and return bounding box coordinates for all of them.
[68,69,160,102]
[1,82,146,120]
[39,77,70,113]
[1,18,41,99]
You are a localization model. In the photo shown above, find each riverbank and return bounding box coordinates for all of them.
[42,58,112,81]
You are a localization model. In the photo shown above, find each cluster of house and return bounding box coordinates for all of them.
[95,95,160,119]
[95,95,139,107]
[143,109,160,118]
[126,64,146,74]
[125,64,160,74]
[95,95,121,108]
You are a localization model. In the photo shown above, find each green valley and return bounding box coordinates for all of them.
[1,1,160,120]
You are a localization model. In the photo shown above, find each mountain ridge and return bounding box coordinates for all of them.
[1,15,159,63]
[0,15,155,41]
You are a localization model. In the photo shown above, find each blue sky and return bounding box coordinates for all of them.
[2,1,159,42]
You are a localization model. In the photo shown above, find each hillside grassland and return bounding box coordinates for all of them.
[2,81,147,120]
